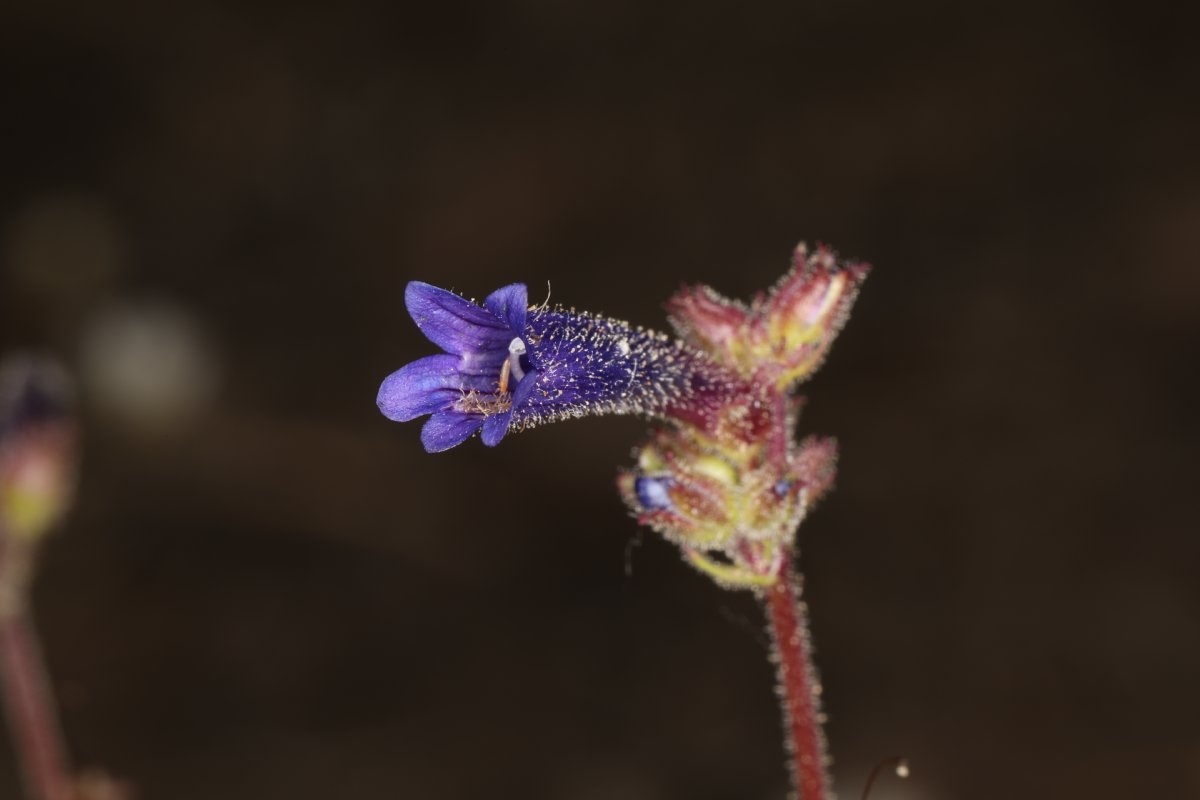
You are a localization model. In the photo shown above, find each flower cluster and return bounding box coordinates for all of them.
[617,417,839,589]
[377,244,867,587]
[619,243,867,587]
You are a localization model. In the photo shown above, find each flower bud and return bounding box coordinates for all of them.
[618,422,838,589]
[668,243,868,390]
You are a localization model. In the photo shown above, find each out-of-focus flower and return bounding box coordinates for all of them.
[67,769,133,800]
[80,300,219,436]
[0,358,77,544]
[378,281,758,452]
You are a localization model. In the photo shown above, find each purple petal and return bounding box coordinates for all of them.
[484,283,528,335]
[377,354,462,421]
[510,370,538,410]
[420,411,483,453]
[480,411,512,447]
[406,282,512,355]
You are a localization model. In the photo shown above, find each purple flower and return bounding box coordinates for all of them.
[377,282,752,452]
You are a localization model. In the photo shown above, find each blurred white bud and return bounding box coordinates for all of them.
[80,300,220,435]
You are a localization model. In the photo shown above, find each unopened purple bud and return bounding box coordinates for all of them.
[634,476,673,510]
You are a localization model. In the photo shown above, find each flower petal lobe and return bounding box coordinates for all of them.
[420,411,483,453]
[405,282,511,355]
[484,283,528,336]
[480,411,512,446]
[376,354,462,421]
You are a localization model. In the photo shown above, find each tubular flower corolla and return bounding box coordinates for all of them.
[377,281,755,452]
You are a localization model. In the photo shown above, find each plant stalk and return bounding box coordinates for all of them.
[0,541,71,800]
[764,551,829,800]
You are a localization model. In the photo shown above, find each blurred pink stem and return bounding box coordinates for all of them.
[765,552,829,800]
[0,551,71,800]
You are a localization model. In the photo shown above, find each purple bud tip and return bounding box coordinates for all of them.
[634,476,674,510]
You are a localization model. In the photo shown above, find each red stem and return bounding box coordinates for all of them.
[0,538,71,800]
[0,611,71,800]
[764,551,829,800]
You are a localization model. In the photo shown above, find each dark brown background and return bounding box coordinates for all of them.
[2,2,1198,798]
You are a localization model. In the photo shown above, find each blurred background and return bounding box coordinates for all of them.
[2,1,1198,798]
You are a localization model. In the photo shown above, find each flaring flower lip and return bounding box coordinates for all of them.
[378,281,530,453]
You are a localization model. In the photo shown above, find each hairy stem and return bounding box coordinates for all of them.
[0,542,70,800]
[765,551,829,800]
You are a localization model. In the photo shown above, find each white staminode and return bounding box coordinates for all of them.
[507,337,526,382]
